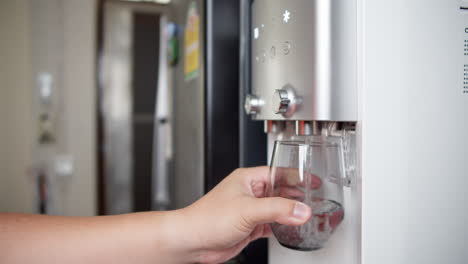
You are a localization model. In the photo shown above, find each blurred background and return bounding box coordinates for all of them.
[1,0,99,215]
[0,0,267,262]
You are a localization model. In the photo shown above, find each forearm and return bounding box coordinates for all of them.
[0,211,197,264]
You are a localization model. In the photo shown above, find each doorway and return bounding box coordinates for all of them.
[97,0,173,214]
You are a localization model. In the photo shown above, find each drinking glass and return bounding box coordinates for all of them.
[268,136,350,251]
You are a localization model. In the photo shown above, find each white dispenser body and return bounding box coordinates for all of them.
[266,0,468,263]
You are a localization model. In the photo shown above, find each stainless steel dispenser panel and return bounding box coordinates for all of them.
[251,0,357,121]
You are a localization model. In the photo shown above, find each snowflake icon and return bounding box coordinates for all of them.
[283,10,291,23]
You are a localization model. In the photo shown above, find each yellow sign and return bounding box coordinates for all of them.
[184,1,200,81]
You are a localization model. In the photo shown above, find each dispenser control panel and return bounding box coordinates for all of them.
[249,0,358,122]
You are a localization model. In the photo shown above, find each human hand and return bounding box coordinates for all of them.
[178,167,313,263]
[0,167,315,264]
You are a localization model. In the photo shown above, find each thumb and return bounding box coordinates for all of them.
[244,197,311,227]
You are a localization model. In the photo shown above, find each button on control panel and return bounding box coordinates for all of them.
[244,94,263,115]
[270,46,276,58]
[272,89,290,114]
[271,85,299,117]
[283,41,291,55]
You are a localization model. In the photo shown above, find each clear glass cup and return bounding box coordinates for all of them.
[268,136,348,251]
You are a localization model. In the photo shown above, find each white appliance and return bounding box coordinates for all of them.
[244,0,468,263]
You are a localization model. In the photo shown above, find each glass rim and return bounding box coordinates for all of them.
[274,137,341,147]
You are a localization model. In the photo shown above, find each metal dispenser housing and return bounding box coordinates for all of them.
[246,0,357,124]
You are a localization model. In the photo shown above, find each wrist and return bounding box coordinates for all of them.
[155,208,202,263]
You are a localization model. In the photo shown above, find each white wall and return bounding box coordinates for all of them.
[0,0,97,216]
[0,0,35,213]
